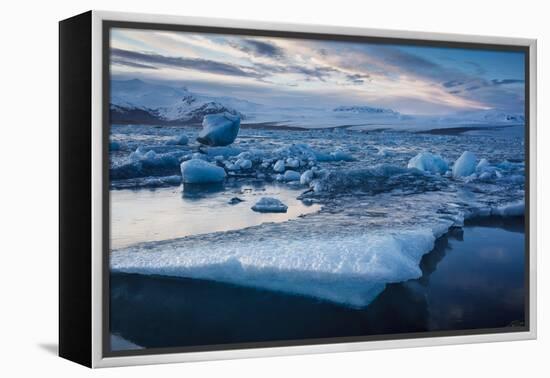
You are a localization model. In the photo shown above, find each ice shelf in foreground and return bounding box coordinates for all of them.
[110,225,446,308]
[180,158,226,184]
[197,112,240,146]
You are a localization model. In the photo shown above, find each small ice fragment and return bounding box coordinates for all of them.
[228,197,244,205]
[407,152,448,174]
[273,160,286,172]
[452,151,477,178]
[166,134,189,145]
[251,197,288,213]
[180,159,226,184]
[476,158,490,172]
[300,170,314,185]
[283,170,301,182]
[286,158,300,168]
[197,112,240,146]
[236,158,252,170]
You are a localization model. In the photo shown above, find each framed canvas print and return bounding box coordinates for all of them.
[59,10,537,368]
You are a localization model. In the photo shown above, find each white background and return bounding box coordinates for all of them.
[1,0,547,376]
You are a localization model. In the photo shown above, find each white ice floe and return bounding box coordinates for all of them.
[407,152,448,174]
[251,197,288,213]
[180,158,226,184]
[111,226,440,308]
[197,112,241,146]
[452,151,477,178]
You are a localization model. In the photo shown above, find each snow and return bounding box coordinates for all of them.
[407,152,448,174]
[251,197,288,213]
[452,151,478,178]
[197,112,241,146]
[180,159,226,184]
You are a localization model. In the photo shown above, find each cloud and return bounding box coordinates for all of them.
[491,79,524,85]
[231,39,285,58]
[111,48,263,78]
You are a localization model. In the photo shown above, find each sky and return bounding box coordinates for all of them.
[110,28,525,115]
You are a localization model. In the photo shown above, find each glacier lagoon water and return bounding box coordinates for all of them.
[109,123,525,309]
[111,183,320,249]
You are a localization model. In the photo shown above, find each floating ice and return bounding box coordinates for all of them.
[197,112,240,146]
[283,170,301,182]
[452,151,477,178]
[492,200,525,217]
[407,152,448,174]
[166,134,188,145]
[273,160,286,172]
[300,170,314,185]
[111,226,437,308]
[180,159,226,184]
[251,197,288,213]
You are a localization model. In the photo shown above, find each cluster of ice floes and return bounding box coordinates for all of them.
[110,122,525,307]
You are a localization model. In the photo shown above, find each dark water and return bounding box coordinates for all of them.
[109,217,525,352]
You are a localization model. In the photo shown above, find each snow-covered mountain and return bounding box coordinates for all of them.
[110,79,524,129]
[110,79,259,125]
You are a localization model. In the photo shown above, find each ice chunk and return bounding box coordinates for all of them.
[492,200,524,217]
[452,151,477,178]
[407,152,448,174]
[166,134,188,145]
[283,170,301,182]
[236,158,252,170]
[273,159,286,172]
[180,159,226,184]
[476,158,490,172]
[300,170,314,185]
[330,150,354,162]
[197,112,240,146]
[251,197,288,213]
[285,158,300,168]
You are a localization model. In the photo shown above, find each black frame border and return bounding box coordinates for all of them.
[101,19,531,359]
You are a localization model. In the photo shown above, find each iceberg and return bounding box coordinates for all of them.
[251,197,288,213]
[197,112,240,146]
[407,152,448,174]
[452,151,477,178]
[180,159,226,184]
